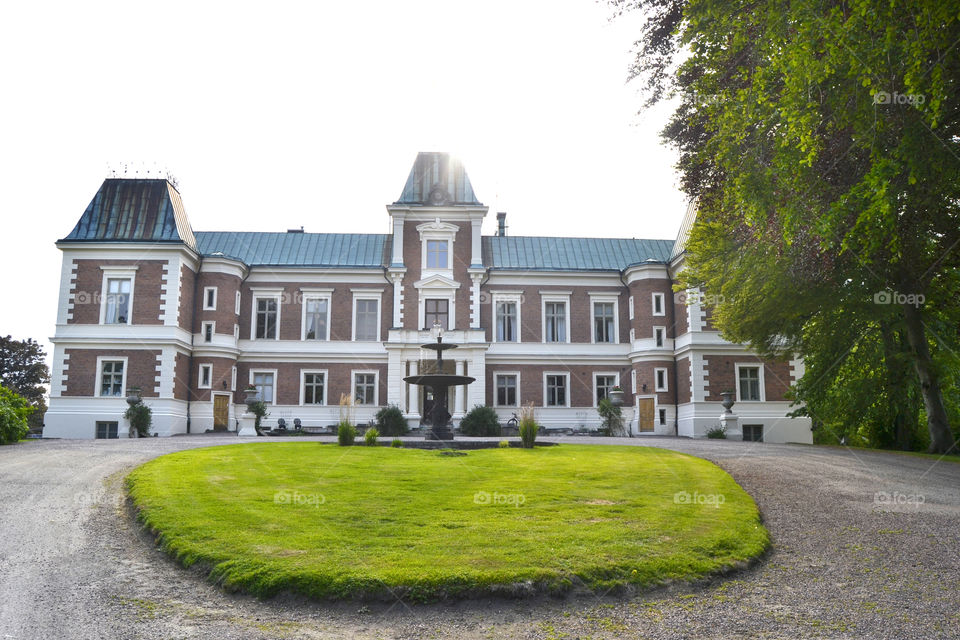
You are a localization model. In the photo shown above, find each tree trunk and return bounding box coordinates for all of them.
[902,303,956,454]
[880,322,913,450]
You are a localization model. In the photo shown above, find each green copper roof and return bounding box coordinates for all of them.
[395,152,481,206]
[195,232,389,267]
[61,179,196,248]
[483,236,674,271]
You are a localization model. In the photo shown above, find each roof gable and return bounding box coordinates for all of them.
[395,152,481,206]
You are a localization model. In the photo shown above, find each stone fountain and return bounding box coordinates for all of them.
[403,325,475,440]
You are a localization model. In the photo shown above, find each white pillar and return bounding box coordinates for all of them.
[454,360,465,418]
[470,217,482,266]
[391,274,403,327]
[408,360,419,417]
[391,215,405,265]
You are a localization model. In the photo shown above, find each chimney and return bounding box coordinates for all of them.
[287,226,304,233]
[496,212,507,236]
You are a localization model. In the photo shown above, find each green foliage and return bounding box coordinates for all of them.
[498,439,510,448]
[123,402,152,437]
[705,425,726,439]
[248,401,268,430]
[391,438,403,448]
[597,397,626,437]
[374,405,408,436]
[337,422,356,446]
[518,405,538,448]
[0,336,50,430]
[364,428,379,446]
[0,385,32,444]
[127,444,768,601]
[458,405,502,437]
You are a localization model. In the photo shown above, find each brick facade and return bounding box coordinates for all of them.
[195,272,242,335]
[703,357,792,402]
[62,348,162,397]
[69,259,166,325]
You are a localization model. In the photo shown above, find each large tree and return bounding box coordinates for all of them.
[619,0,960,452]
[0,336,50,430]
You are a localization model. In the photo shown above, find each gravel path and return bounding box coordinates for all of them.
[0,435,957,639]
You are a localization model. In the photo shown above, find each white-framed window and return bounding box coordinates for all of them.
[652,292,665,316]
[654,326,665,347]
[353,370,379,406]
[628,295,635,320]
[203,286,218,311]
[494,372,520,407]
[659,408,667,425]
[541,294,571,343]
[95,421,119,439]
[491,292,523,343]
[544,372,570,407]
[736,364,764,401]
[198,363,212,389]
[301,292,332,341]
[629,328,636,342]
[233,323,239,339]
[99,266,137,325]
[235,290,241,315]
[352,293,381,341]
[424,298,450,329]
[425,239,449,269]
[202,321,215,343]
[589,294,619,344]
[251,293,281,340]
[654,367,668,392]
[594,373,619,406]
[631,369,637,394]
[250,369,277,404]
[230,366,237,392]
[300,369,328,405]
[96,356,128,397]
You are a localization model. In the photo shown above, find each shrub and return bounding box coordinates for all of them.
[375,405,408,436]
[597,397,626,437]
[459,405,501,437]
[338,422,357,446]
[518,404,538,448]
[249,401,268,430]
[706,425,727,439]
[365,428,380,446]
[124,402,152,437]
[391,438,403,448]
[0,385,32,445]
[498,439,510,448]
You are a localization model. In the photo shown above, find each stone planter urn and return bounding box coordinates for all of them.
[125,387,142,407]
[720,390,736,415]
[243,387,260,408]
[608,388,625,407]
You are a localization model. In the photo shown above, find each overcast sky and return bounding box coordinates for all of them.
[0,0,684,366]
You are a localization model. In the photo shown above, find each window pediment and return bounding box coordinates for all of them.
[413,273,461,290]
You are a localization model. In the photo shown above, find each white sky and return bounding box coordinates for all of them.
[0,0,684,366]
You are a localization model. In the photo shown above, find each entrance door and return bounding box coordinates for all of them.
[213,394,230,431]
[637,398,656,432]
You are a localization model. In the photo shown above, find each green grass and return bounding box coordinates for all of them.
[126,443,768,601]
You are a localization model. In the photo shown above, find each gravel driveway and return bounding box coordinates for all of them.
[0,435,957,639]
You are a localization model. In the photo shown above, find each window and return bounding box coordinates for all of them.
[231,366,237,392]
[495,374,518,407]
[235,291,241,315]
[302,372,326,405]
[738,365,762,401]
[233,323,239,339]
[544,301,567,343]
[99,360,125,397]
[426,240,448,269]
[655,327,665,347]
[545,374,568,407]
[659,408,667,425]
[743,424,763,442]
[95,421,118,439]
[202,321,214,343]
[354,298,380,341]
[424,298,449,329]
[595,374,617,405]
[654,368,668,392]
[629,295,635,320]
[631,369,637,394]
[303,297,329,340]
[251,371,275,404]
[254,297,279,339]
[104,278,132,324]
[198,364,212,389]
[495,302,518,342]
[594,302,616,343]
[354,372,377,406]
[203,287,217,310]
[652,293,665,316]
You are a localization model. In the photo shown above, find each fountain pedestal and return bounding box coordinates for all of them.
[403,330,475,441]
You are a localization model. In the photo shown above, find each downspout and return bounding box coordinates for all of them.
[666,265,680,437]
[185,255,203,434]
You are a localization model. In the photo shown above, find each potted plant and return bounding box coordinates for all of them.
[124,402,152,437]
[607,386,625,407]
[243,385,260,408]
[125,386,142,406]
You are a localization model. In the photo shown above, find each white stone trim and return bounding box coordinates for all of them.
[652,292,666,316]
[654,367,668,392]
[201,321,215,343]
[202,286,218,311]
[198,363,213,389]
[60,259,78,324]
[789,356,805,383]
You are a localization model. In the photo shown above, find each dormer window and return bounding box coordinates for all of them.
[426,240,448,269]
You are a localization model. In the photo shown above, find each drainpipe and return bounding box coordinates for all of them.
[185,255,202,434]
[666,266,680,436]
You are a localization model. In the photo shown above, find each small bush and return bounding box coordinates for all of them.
[518,404,538,448]
[597,397,626,437]
[123,402,152,437]
[375,405,408,436]
[364,428,380,446]
[706,425,727,439]
[459,405,501,437]
[391,438,403,448]
[498,439,510,448]
[249,401,269,430]
[338,422,357,446]
[0,385,32,445]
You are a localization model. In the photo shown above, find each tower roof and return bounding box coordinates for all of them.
[394,152,481,206]
[61,179,196,248]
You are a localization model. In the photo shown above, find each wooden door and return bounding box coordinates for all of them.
[213,395,229,431]
[637,398,656,432]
